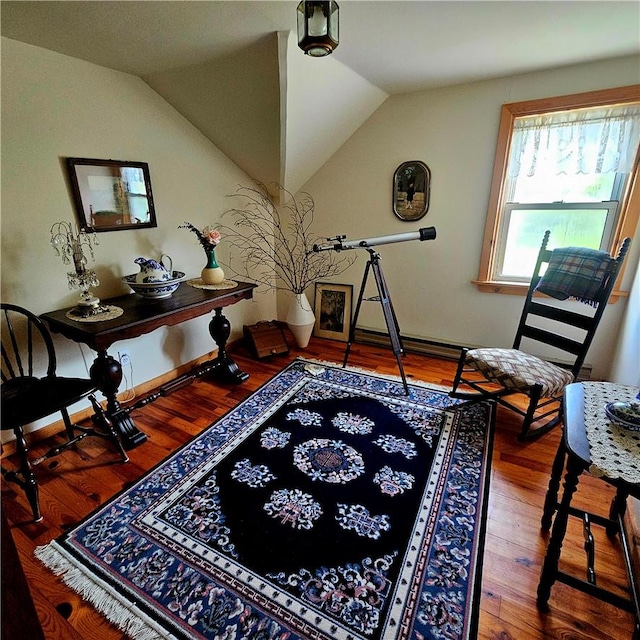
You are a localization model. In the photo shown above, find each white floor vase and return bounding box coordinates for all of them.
[286,292,315,348]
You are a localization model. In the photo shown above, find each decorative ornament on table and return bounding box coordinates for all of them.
[219,183,356,348]
[134,257,173,283]
[50,221,108,317]
[122,254,185,299]
[179,222,225,285]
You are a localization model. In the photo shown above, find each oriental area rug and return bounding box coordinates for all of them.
[36,359,494,640]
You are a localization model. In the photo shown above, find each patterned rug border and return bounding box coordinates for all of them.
[292,357,456,394]
[35,359,493,640]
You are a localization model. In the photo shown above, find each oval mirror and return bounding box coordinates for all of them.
[393,161,430,221]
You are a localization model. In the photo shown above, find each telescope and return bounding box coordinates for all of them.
[320,225,437,395]
[312,226,436,252]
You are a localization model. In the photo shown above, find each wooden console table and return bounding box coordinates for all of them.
[40,281,256,450]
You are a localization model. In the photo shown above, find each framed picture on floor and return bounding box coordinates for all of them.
[313,282,353,342]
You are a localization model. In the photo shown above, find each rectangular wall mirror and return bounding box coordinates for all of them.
[67,157,158,232]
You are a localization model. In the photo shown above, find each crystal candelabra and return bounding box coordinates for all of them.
[50,221,105,316]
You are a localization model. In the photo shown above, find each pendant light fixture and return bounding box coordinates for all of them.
[297,1,339,57]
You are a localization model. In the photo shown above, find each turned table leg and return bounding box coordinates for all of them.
[541,438,567,531]
[537,453,583,608]
[89,349,147,450]
[204,308,249,384]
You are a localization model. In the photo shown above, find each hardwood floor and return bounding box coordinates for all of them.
[2,337,636,639]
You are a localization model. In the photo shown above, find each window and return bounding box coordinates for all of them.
[476,86,640,295]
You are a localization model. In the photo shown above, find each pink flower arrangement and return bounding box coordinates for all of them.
[180,222,221,253]
[202,227,221,246]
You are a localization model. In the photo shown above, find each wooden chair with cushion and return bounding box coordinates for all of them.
[1,303,128,522]
[450,231,630,440]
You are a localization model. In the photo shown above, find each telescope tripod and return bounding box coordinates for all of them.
[343,249,409,395]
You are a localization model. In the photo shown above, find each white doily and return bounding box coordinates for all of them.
[582,381,640,484]
[65,305,124,322]
[187,278,238,290]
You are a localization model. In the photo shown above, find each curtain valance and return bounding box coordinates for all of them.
[508,105,640,178]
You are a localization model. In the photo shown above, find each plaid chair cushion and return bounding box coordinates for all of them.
[465,348,575,397]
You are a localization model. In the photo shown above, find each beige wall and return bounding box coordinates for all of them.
[611,258,640,385]
[1,37,277,438]
[302,55,640,380]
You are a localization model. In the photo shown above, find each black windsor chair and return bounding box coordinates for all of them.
[1,303,128,521]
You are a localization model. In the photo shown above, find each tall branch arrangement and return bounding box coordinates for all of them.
[220,183,355,294]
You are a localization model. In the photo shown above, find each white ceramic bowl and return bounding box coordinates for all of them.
[122,271,186,299]
[604,401,640,431]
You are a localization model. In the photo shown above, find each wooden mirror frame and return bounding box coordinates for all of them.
[393,160,431,221]
[67,157,158,232]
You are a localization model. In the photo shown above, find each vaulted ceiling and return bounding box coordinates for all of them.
[3,1,639,192]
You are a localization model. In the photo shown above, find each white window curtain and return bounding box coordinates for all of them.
[508,105,640,178]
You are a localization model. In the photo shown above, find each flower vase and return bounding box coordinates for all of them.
[286,292,315,349]
[201,250,225,285]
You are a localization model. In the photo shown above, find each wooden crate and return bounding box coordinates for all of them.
[243,321,289,359]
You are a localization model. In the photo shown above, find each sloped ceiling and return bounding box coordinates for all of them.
[142,31,387,194]
[2,1,639,193]
[143,34,283,190]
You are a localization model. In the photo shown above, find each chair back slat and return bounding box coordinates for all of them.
[525,301,597,331]
[525,301,597,332]
[520,326,585,357]
[1,343,16,381]
[27,319,35,377]
[2,309,25,378]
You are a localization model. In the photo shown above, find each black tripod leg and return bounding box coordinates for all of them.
[371,260,404,353]
[371,259,409,395]
[343,260,372,368]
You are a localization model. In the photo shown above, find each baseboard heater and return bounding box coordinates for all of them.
[352,327,592,381]
[353,328,463,361]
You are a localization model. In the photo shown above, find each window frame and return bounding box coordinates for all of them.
[474,85,640,298]
[497,201,619,282]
